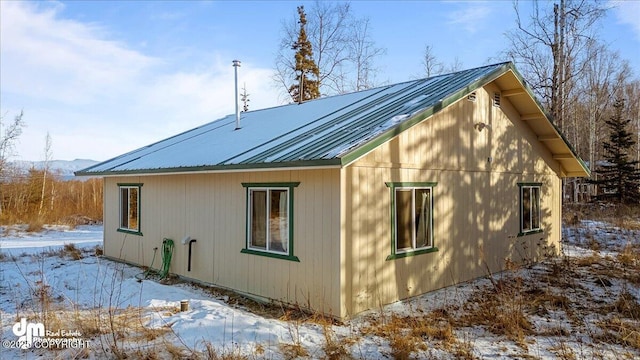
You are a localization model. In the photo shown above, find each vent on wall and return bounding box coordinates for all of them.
[467,92,477,102]
[493,92,501,107]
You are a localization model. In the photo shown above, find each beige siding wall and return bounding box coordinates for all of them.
[104,169,341,315]
[341,84,563,316]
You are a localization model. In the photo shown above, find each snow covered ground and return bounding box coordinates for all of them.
[1,219,639,359]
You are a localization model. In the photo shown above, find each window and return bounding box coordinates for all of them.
[118,184,142,234]
[241,182,300,261]
[385,182,438,260]
[519,183,542,235]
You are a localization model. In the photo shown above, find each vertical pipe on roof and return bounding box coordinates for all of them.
[232,60,241,129]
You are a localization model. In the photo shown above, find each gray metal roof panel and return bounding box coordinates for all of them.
[77,63,510,175]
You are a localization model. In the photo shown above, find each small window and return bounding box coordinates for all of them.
[118,184,142,234]
[385,182,438,260]
[519,183,542,235]
[493,92,501,107]
[241,182,300,261]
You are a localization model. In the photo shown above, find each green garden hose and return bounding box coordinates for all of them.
[159,238,174,279]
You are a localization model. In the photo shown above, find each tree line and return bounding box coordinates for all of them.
[0,166,103,226]
[0,112,103,226]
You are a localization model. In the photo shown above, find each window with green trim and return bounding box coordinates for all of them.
[242,183,300,261]
[385,182,437,259]
[119,184,141,233]
[519,183,541,234]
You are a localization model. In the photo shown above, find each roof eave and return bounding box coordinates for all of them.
[499,66,590,178]
[74,158,343,177]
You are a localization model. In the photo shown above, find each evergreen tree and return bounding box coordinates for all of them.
[288,6,320,103]
[591,98,640,204]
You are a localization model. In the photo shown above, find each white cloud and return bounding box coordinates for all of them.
[612,0,640,41]
[447,2,492,34]
[1,1,157,105]
[0,2,280,161]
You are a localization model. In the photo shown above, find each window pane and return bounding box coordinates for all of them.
[531,187,540,229]
[395,189,413,251]
[120,188,129,228]
[128,188,139,231]
[415,189,431,248]
[268,190,288,253]
[250,190,267,249]
[522,188,531,231]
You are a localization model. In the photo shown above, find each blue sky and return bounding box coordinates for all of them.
[1,0,639,162]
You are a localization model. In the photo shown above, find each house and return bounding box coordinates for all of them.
[76,62,589,319]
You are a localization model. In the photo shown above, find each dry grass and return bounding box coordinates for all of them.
[609,290,640,319]
[63,242,83,260]
[321,323,354,360]
[280,342,309,359]
[201,342,250,360]
[362,310,460,359]
[617,244,640,268]
[456,277,534,348]
[564,203,640,231]
[26,219,44,233]
[548,341,577,360]
[597,317,640,350]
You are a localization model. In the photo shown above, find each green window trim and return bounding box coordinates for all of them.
[518,182,542,236]
[117,228,144,236]
[241,182,300,262]
[240,248,300,262]
[517,229,544,237]
[386,246,439,260]
[385,182,438,260]
[117,183,143,236]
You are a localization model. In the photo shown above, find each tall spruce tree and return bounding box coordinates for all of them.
[591,98,640,204]
[289,5,320,103]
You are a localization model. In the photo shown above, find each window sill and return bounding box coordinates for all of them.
[386,247,439,260]
[241,248,300,262]
[517,229,543,237]
[117,228,143,236]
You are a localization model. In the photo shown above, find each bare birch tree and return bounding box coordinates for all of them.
[0,111,26,218]
[343,17,386,92]
[0,111,25,176]
[421,44,444,78]
[38,132,52,216]
[505,0,607,131]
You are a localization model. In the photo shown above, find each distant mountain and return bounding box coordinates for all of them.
[11,159,100,180]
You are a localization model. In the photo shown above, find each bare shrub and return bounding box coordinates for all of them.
[26,219,44,233]
[63,243,83,260]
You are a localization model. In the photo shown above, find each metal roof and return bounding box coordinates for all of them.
[76,62,589,178]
